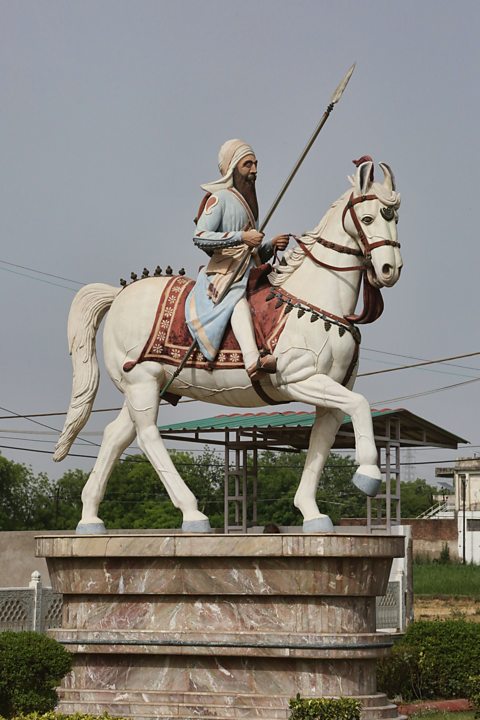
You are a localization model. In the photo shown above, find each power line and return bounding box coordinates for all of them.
[0,259,84,285]
[0,404,99,448]
[363,346,480,373]
[0,265,77,292]
[358,350,480,378]
[372,375,480,405]
[2,350,480,424]
[0,442,464,468]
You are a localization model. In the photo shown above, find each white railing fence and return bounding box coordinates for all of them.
[0,572,63,632]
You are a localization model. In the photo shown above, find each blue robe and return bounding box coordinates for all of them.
[185,188,273,361]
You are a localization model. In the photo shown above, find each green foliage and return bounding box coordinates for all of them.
[0,445,437,531]
[400,478,435,518]
[439,542,451,564]
[467,675,480,718]
[0,455,55,530]
[413,563,480,597]
[377,620,480,701]
[376,644,426,701]
[0,632,72,718]
[256,451,364,526]
[288,695,361,720]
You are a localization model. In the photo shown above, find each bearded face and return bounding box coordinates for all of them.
[233,154,259,219]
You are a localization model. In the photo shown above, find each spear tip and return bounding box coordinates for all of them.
[330,62,356,105]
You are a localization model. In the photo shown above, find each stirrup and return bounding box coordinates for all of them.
[247,354,277,381]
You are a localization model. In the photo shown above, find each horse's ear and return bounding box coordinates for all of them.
[354,161,374,195]
[379,162,396,191]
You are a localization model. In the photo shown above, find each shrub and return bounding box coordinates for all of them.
[288,695,361,720]
[376,644,426,701]
[438,543,451,564]
[468,675,480,718]
[0,632,72,718]
[377,620,480,701]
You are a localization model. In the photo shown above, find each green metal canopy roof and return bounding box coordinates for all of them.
[159,408,467,451]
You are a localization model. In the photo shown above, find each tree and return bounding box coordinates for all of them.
[255,450,364,526]
[400,477,435,518]
[51,448,225,530]
[0,455,55,530]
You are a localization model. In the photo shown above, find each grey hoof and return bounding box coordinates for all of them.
[182,519,212,533]
[303,516,334,533]
[352,472,381,497]
[76,521,107,535]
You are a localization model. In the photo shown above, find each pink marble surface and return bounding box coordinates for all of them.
[45,556,393,596]
[39,533,404,720]
[63,654,378,696]
[36,533,404,560]
[64,594,375,634]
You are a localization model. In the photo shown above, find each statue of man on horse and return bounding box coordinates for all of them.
[186,139,289,380]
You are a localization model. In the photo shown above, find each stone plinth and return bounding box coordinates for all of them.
[36,533,404,720]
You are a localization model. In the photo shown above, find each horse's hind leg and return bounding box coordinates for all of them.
[78,403,136,534]
[124,368,211,532]
[294,407,344,532]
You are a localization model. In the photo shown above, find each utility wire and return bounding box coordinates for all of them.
[0,442,464,468]
[0,265,77,292]
[0,259,84,285]
[2,351,480,422]
[372,375,480,405]
[363,346,480,372]
[358,350,480,378]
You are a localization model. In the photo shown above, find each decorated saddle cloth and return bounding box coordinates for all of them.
[126,266,288,371]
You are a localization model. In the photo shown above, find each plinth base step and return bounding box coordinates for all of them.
[58,690,404,720]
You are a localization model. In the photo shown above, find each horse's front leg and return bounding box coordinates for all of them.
[280,373,381,517]
[293,407,344,532]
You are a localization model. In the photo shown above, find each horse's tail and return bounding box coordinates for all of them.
[53,283,121,462]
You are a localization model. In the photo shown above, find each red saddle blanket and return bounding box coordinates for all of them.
[129,267,288,371]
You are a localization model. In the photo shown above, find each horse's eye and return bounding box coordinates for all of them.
[380,206,395,221]
[362,215,374,225]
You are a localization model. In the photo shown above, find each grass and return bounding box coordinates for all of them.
[409,713,475,720]
[413,563,480,598]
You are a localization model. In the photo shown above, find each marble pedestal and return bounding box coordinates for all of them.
[36,533,404,720]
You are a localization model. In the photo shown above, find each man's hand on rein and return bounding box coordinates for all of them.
[271,234,290,251]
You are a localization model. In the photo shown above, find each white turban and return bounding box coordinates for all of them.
[201,139,255,194]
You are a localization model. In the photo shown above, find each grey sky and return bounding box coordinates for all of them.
[1,0,479,483]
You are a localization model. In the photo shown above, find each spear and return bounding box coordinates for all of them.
[159,63,356,399]
[259,62,356,233]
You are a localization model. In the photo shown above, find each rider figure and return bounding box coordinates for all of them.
[186,139,289,380]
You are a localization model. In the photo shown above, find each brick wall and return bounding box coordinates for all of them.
[339,518,458,560]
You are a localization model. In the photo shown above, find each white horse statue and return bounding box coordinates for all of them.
[54,159,402,534]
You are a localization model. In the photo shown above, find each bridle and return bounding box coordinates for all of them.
[294,192,400,273]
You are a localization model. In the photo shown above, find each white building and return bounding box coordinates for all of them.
[436,457,480,564]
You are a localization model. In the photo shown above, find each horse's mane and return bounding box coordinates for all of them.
[268,190,350,287]
[268,182,401,288]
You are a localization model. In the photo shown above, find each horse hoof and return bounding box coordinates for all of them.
[76,521,107,535]
[303,516,334,533]
[352,472,381,497]
[181,519,212,533]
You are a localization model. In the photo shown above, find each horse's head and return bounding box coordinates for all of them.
[343,160,402,288]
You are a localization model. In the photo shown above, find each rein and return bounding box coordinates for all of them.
[294,235,365,273]
[284,192,401,327]
[292,192,400,272]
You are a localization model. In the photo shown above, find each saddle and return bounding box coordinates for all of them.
[124,264,288,373]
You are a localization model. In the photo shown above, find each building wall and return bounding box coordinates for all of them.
[0,531,62,587]
[339,518,459,561]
